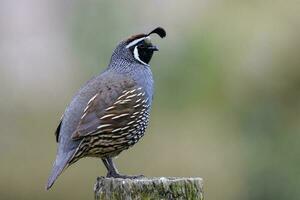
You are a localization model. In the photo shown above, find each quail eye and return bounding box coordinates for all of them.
[139,44,146,48]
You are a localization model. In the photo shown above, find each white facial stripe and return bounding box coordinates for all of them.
[126,36,151,49]
[133,46,149,66]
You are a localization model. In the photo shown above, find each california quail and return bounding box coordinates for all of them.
[46,27,166,190]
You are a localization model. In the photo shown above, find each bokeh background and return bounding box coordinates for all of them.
[1,0,300,199]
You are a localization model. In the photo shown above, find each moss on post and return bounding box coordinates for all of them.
[94,177,204,200]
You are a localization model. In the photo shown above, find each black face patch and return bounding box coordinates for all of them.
[128,39,156,65]
[136,44,154,64]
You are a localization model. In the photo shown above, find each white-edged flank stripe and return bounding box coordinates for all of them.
[97,124,112,129]
[87,93,98,104]
[112,113,130,119]
[100,114,116,120]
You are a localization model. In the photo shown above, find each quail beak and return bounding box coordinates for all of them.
[147,45,159,51]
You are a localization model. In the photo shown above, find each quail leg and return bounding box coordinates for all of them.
[101,157,143,179]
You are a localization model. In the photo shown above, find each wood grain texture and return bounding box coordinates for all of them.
[94,177,204,200]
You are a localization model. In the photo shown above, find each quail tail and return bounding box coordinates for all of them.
[46,151,74,190]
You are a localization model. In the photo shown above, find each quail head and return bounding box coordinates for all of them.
[46,27,166,190]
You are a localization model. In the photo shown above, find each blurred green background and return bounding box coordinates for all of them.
[1,0,300,199]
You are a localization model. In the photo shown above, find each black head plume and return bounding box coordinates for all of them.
[147,27,166,38]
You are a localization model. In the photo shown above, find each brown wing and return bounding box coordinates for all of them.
[71,87,147,140]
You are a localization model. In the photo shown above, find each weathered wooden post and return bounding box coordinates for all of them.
[94,177,204,200]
